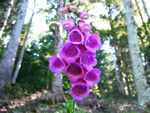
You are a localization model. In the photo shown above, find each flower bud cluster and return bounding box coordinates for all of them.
[59,0,86,14]
[49,0,102,101]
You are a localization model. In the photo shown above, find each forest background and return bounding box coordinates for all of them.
[0,0,150,112]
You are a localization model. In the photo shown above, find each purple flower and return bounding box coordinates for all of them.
[48,56,65,75]
[82,32,91,43]
[80,51,97,67]
[78,21,91,32]
[85,34,101,52]
[62,18,75,30]
[65,62,84,82]
[68,27,84,44]
[69,5,77,12]
[59,42,80,63]
[84,68,101,87]
[69,83,90,101]
[59,7,70,14]
[78,12,90,20]
[70,78,86,86]
[75,44,87,56]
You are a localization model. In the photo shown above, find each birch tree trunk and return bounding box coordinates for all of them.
[0,0,14,38]
[141,0,150,19]
[123,0,150,106]
[52,0,64,102]
[0,0,28,91]
[11,0,35,84]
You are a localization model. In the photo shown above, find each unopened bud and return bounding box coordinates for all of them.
[65,2,71,8]
[80,0,86,5]
[59,7,70,14]
[72,0,79,6]
[69,5,78,13]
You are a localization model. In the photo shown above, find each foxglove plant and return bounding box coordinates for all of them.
[49,0,102,102]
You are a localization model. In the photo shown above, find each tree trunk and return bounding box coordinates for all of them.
[0,0,14,38]
[11,0,36,84]
[123,0,150,106]
[141,0,150,19]
[0,0,28,91]
[52,0,64,102]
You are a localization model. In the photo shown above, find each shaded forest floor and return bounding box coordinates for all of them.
[0,90,149,113]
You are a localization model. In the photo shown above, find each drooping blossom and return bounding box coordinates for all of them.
[85,34,101,52]
[69,5,77,12]
[59,7,70,14]
[69,83,89,101]
[49,2,102,102]
[78,21,91,32]
[48,56,65,75]
[78,12,90,20]
[65,62,84,82]
[59,42,80,63]
[62,18,75,30]
[84,68,101,87]
[68,27,84,44]
[80,51,97,67]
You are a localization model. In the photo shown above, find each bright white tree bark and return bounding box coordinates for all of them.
[0,0,28,91]
[52,0,64,102]
[141,0,150,19]
[0,0,14,38]
[123,0,150,106]
[11,0,36,84]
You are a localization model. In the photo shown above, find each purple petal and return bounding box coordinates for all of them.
[78,12,90,20]
[75,44,87,56]
[65,62,84,82]
[85,34,101,52]
[78,21,91,32]
[68,27,84,44]
[80,51,97,66]
[70,78,86,86]
[84,68,101,87]
[59,42,80,63]
[48,56,65,75]
[69,83,90,101]
[82,32,91,43]
[62,18,75,30]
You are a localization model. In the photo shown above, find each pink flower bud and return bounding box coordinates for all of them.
[80,0,86,5]
[69,5,78,12]
[65,2,71,8]
[62,18,75,30]
[78,21,91,32]
[78,12,89,20]
[72,0,79,6]
[59,7,70,14]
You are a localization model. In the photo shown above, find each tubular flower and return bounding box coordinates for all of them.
[62,18,75,30]
[68,27,84,44]
[84,68,101,87]
[59,7,70,14]
[49,2,102,102]
[59,42,80,63]
[69,5,78,12]
[65,62,84,82]
[69,83,90,101]
[80,51,97,66]
[78,12,90,20]
[85,34,102,52]
[78,21,91,32]
[48,56,65,75]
